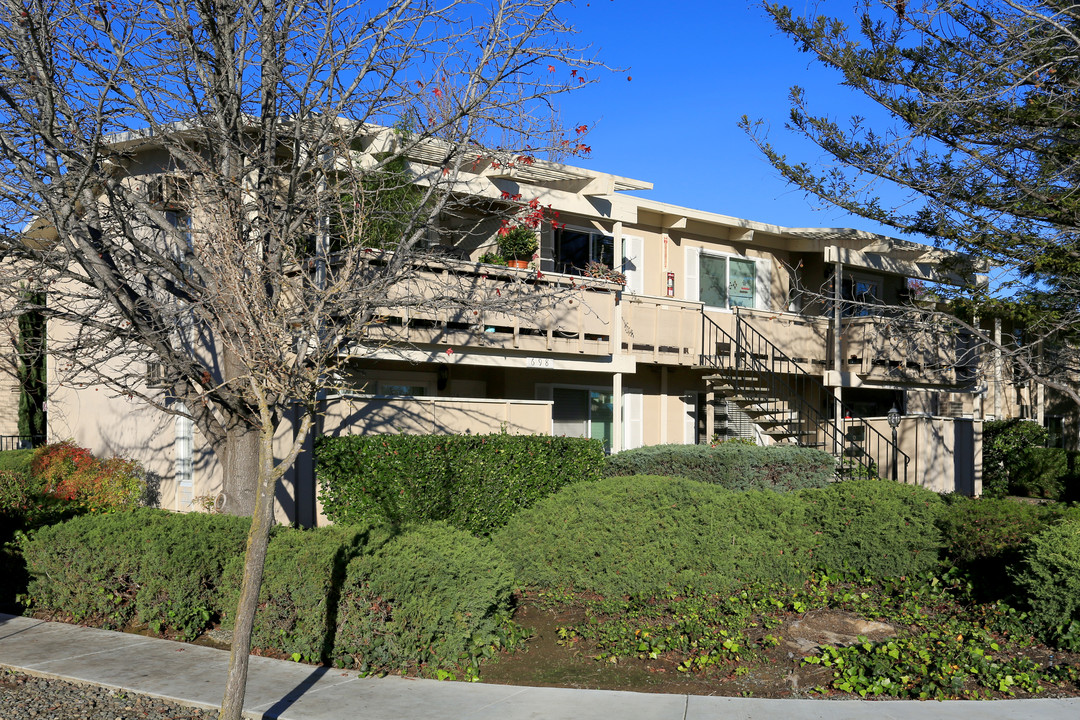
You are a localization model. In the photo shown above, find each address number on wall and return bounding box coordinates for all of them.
[526,357,554,368]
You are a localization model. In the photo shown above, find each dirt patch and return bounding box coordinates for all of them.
[478,600,844,698]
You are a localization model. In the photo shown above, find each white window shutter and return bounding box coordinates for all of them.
[621,235,644,295]
[683,392,698,444]
[622,389,643,450]
[755,257,772,311]
[684,245,700,302]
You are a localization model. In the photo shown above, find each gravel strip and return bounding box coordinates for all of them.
[0,670,217,720]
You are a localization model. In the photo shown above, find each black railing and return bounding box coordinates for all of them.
[702,310,909,483]
[0,435,44,451]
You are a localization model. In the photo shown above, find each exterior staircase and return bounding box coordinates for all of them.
[700,310,909,482]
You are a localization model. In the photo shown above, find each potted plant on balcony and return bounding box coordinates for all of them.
[583,260,626,284]
[497,226,538,269]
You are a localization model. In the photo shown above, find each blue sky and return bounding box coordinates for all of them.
[555,1,902,237]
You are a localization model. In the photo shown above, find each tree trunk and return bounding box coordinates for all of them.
[218,425,277,720]
[224,425,260,516]
[223,347,259,516]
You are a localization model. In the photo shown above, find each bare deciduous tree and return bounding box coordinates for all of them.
[0,1,605,717]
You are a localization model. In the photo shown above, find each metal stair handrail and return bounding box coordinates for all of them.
[701,310,910,483]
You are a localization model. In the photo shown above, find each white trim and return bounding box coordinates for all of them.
[621,234,645,295]
[622,389,643,450]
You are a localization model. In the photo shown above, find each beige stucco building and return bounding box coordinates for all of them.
[40,131,1007,523]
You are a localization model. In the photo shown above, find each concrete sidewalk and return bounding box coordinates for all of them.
[2,614,1079,720]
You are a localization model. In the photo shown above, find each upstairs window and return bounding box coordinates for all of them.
[685,247,769,311]
[553,226,613,274]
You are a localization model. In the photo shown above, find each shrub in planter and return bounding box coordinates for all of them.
[496,226,538,262]
[1013,516,1080,644]
[605,443,834,492]
[797,479,945,579]
[493,475,814,598]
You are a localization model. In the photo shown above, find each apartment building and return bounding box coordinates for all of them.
[41,132,994,522]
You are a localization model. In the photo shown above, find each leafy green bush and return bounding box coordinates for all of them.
[220,522,395,662]
[1013,516,1080,643]
[493,475,814,598]
[316,434,605,535]
[334,522,517,674]
[0,449,36,478]
[605,443,834,492]
[135,513,251,639]
[21,509,173,627]
[938,497,1079,602]
[797,479,945,579]
[982,419,1049,498]
[1011,447,1068,499]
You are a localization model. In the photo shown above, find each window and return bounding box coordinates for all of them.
[841,274,882,317]
[551,387,613,452]
[553,226,613,274]
[377,382,430,397]
[687,247,765,310]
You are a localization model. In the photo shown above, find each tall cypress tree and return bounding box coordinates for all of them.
[16,291,45,441]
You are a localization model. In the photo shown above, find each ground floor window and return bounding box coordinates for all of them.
[551,387,613,452]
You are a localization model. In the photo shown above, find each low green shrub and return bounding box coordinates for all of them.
[220,522,395,662]
[316,434,605,535]
[493,475,814,598]
[604,443,834,492]
[335,522,517,674]
[1011,447,1068,499]
[135,513,251,639]
[938,497,1080,602]
[0,449,36,478]
[21,509,248,635]
[21,509,173,627]
[1013,516,1080,644]
[982,419,1049,498]
[797,479,945,579]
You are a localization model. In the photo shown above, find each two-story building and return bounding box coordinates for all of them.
[42,131,992,524]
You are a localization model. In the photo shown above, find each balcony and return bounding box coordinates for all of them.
[359,259,620,357]
[351,257,975,390]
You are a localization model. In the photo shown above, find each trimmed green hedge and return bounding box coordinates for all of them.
[22,509,249,636]
[316,434,605,535]
[494,475,950,599]
[493,475,816,598]
[1014,516,1080,641]
[25,511,517,675]
[797,479,944,579]
[604,443,834,492]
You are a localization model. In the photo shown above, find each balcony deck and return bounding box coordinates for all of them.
[352,259,976,388]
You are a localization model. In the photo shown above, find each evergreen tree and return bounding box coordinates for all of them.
[744,0,1080,406]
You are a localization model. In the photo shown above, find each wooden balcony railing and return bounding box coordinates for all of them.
[360,261,620,357]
